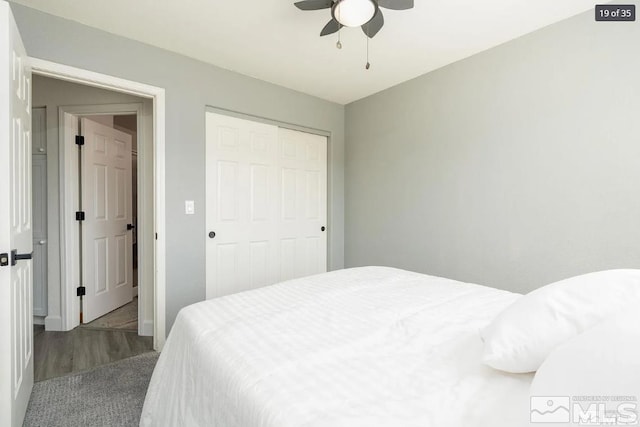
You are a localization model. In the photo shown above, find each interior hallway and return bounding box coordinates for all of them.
[34,298,152,382]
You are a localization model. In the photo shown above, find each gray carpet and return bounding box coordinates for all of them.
[24,351,159,427]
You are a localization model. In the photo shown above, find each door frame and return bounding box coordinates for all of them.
[60,104,147,334]
[30,58,166,350]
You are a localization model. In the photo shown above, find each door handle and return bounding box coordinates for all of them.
[127,224,135,230]
[11,249,33,266]
[38,240,47,245]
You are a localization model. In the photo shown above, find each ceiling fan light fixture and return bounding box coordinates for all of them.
[332,0,376,27]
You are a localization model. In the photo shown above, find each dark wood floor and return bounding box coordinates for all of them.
[34,325,154,382]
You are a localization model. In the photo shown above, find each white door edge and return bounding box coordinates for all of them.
[30,58,166,351]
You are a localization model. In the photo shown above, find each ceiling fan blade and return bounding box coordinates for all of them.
[362,8,384,38]
[294,0,333,10]
[377,0,414,10]
[320,19,342,36]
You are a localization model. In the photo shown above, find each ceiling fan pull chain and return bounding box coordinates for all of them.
[336,6,343,49]
[365,32,371,70]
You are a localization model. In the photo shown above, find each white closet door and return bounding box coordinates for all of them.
[81,118,133,323]
[31,107,46,154]
[31,107,46,317]
[206,113,279,299]
[31,156,47,317]
[277,128,327,281]
[206,113,328,299]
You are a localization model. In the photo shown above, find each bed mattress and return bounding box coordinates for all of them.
[141,267,533,427]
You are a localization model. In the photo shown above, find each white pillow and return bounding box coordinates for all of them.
[529,308,640,426]
[481,269,640,373]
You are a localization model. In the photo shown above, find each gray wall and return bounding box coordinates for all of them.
[12,3,345,331]
[345,6,640,294]
[32,75,150,329]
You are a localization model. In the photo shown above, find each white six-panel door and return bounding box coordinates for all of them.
[0,3,34,426]
[206,112,327,299]
[277,128,327,281]
[81,118,134,323]
[205,113,279,298]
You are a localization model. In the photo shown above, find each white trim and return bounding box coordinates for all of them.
[57,111,79,333]
[30,59,165,102]
[30,58,166,350]
[43,315,62,331]
[141,319,154,337]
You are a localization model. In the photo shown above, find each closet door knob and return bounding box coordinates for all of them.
[208,231,216,239]
[38,240,46,245]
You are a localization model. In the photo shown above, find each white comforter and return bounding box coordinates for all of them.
[141,267,533,427]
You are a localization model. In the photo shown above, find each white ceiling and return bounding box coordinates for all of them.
[11,0,596,104]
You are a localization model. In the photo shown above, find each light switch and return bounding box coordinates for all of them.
[185,200,195,215]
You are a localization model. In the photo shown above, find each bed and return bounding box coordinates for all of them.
[141,267,533,427]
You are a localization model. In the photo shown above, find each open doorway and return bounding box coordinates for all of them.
[75,114,139,330]
[31,75,154,381]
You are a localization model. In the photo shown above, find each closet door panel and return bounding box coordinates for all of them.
[206,113,328,299]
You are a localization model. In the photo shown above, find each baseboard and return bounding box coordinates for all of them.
[33,316,46,326]
[44,315,63,331]
[140,319,154,337]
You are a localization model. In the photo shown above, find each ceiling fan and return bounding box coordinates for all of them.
[294,0,414,38]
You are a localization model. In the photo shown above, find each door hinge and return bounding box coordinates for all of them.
[75,135,85,146]
[11,249,33,266]
[76,211,85,221]
[77,286,86,297]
